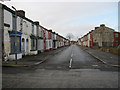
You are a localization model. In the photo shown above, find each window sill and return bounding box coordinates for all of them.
[30,50,37,51]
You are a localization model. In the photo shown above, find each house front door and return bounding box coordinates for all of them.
[26,39,29,55]
[22,38,25,55]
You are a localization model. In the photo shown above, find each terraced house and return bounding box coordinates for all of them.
[0,3,70,61]
[78,24,120,48]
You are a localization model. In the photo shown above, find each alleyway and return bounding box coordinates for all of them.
[2,45,119,88]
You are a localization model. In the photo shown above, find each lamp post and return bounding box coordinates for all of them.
[12,6,17,64]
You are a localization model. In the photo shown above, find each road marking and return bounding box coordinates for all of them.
[92,65,98,67]
[69,58,72,68]
[111,65,120,67]
[69,47,74,68]
[71,53,73,57]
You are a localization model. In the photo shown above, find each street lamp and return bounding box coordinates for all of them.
[12,6,17,64]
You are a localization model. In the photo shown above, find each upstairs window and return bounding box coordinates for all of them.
[12,14,16,31]
[32,24,34,35]
[20,18,23,32]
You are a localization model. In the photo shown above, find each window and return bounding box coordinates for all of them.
[38,27,40,37]
[93,42,98,46]
[32,24,34,34]
[9,31,22,54]
[31,38,37,50]
[41,30,43,38]
[46,41,48,49]
[10,36,15,53]
[16,36,21,52]
[12,14,16,31]
[20,18,23,32]
[22,38,25,54]
[10,36,21,53]
[115,33,118,37]
[49,41,51,47]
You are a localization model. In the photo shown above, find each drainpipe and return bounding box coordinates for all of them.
[0,4,3,90]
[0,4,4,62]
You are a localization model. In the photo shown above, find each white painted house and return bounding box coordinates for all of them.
[1,4,38,60]
[3,4,23,60]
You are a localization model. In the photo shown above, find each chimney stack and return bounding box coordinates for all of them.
[100,24,105,27]
[34,21,39,25]
[49,29,52,32]
[95,27,99,30]
[17,10,25,17]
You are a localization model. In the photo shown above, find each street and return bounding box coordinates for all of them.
[2,45,119,88]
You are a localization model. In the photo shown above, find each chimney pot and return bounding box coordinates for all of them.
[17,10,25,17]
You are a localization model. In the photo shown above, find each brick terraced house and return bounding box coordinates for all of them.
[78,24,120,48]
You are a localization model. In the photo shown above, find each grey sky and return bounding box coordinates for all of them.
[1,0,119,40]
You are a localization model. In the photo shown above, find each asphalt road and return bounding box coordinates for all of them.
[2,45,119,88]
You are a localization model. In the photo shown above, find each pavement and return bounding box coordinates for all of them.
[2,46,68,67]
[79,45,119,67]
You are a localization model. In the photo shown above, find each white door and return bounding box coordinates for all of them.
[26,39,29,55]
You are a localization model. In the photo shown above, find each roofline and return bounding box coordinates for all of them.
[1,3,68,40]
[2,4,34,23]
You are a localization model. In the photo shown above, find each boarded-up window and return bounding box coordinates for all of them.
[32,24,34,34]
[16,36,21,52]
[49,41,51,48]
[12,15,16,31]
[10,36,15,53]
[10,36,21,53]
[93,42,98,46]
[115,33,118,37]
[46,40,48,49]
[31,38,37,50]
[102,42,113,47]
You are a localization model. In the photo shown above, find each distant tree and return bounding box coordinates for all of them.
[66,33,74,41]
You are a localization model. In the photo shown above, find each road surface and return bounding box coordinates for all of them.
[2,45,119,88]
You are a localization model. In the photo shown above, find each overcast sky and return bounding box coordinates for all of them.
[1,0,119,40]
